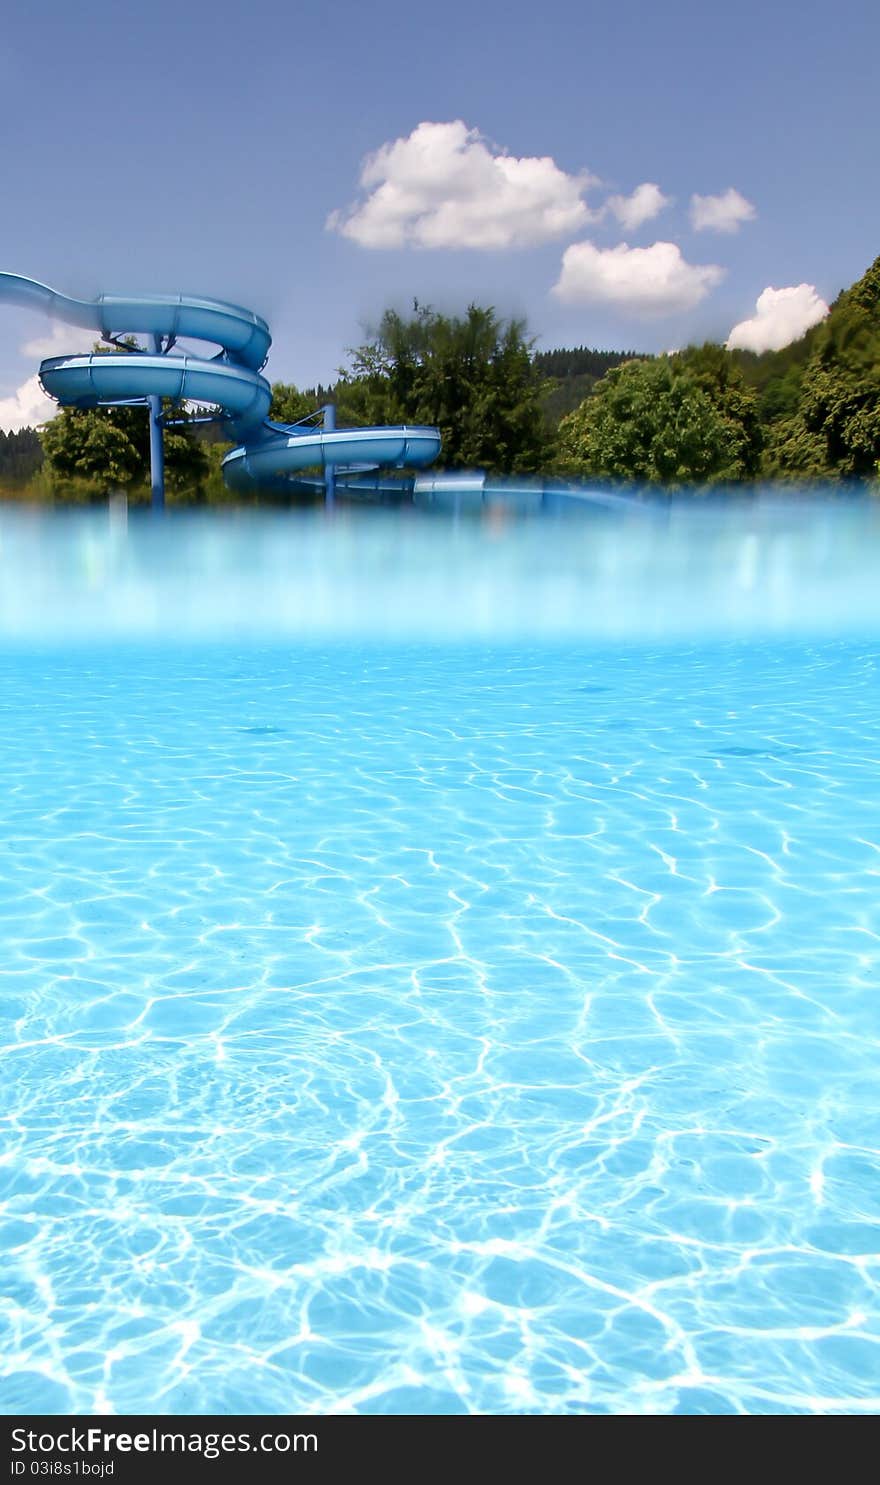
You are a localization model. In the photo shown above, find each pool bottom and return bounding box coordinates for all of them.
[1,638,879,1414]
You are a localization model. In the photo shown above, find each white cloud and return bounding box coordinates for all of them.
[726,283,829,353]
[690,188,756,234]
[606,182,671,232]
[0,374,57,434]
[21,323,99,359]
[327,120,598,250]
[552,240,725,316]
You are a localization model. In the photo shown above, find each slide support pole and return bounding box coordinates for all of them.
[148,334,165,511]
[323,402,336,509]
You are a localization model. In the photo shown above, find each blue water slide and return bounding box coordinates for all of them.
[0,272,441,496]
[0,273,272,369]
[222,423,444,490]
[1,271,636,512]
[412,472,646,513]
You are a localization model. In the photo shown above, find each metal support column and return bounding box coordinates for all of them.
[323,402,336,509]
[147,333,165,511]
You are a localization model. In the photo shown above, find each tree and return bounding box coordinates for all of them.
[729,339,816,431]
[0,427,43,484]
[768,255,880,479]
[533,345,644,424]
[338,302,551,472]
[41,407,144,488]
[556,349,762,486]
[162,418,212,490]
[41,400,208,494]
[674,343,763,476]
[269,383,323,425]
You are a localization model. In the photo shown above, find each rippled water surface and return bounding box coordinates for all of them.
[1,506,880,1414]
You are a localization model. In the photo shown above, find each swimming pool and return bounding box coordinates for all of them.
[1,502,879,1414]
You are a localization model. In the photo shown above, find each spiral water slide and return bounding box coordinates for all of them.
[0,273,441,503]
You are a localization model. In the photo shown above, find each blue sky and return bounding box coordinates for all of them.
[1,0,878,426]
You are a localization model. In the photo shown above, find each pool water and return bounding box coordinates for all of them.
[1,506,879,1414]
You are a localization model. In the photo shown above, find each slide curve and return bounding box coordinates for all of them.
[0,272,441,493]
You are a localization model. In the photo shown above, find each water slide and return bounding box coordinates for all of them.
[1,271,637,513]
[0,272,441,501]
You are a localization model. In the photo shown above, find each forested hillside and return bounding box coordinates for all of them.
[533,345,644,423]
[756,254,880,477]
[0,427,42,484]
[556,255,880,484]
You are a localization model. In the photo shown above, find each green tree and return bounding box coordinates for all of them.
[556,349,762,486]
[775,255,880,479]
[674,343,763,475]
[162,418,212,490]
[338,302,551,471]
[533,345,644,424]
[41,400,208,494]
[729,341,815,430]
[41,406,144,488]
[269,383,323,425]
[0,427,44,484]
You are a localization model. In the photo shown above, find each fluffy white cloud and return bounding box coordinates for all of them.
[690,188,756,234]
[0,374,57,434]
[327,120,598,250]
[606,182,671,232]
[726,283,829,353]
[21,323,98,359]
[552,240,724,316]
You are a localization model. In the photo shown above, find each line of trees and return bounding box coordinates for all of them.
[273,257,880,489]
[557,255,880,486]
[4,253,879,498]
[0,427,42,483]
[533,345,642,424]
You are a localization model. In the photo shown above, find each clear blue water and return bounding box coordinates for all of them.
[1,504,879,1414]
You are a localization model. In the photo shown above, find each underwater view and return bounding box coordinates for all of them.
[1,497,879,1415]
